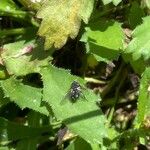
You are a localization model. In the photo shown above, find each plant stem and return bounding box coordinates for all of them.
[0,10,39,27]
[84,77,107,84]
[107,67,127,126]
[0,10,27,18]
[101,61,125,98]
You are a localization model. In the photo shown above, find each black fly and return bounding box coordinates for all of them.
[69,81,82,102]
[61,81,86,104]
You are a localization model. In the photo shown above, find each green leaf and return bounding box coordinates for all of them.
[0,0,19,13]
[65,137,92,150]
[16,111,41,150]
[0,85,9,108]
[37,0,94,49]
[16,138,38,150]
[2,40,52,76]
[0,0,28,19]
[0,77,49,116]
[122,53,146,75]
[81,20,124,62]
[102,0,121,6]
[137,67,150,125]
[0,66,8,79]
[126,16,150,61]
[127,1,145,29]
[0,117,52,143]
[40,65,107,144]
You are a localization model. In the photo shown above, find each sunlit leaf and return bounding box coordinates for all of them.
[0,0,19,13]
[2,39,52,76]
[37,0,94,49]
[137,67,150,125]
[81,20,124,62]
[126,16,150,61]
[0,77,49,116]
[0,0,27,19]
[40,65,107,144]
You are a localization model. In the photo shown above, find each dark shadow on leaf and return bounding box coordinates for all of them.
[63,109,102,125]
[15,28,54,61]
[89,41,120,61]
[29,43,54,61]
[0,117,53,142]
[18,27,37,43]
[88,19,115,32]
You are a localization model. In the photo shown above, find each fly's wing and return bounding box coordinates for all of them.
[80,84,88,101]
[80,84,87,91]
[60,90,70,105]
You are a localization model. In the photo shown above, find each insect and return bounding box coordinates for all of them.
[61,81,86,104]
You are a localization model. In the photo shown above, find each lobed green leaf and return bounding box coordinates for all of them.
[0,77,49,116]
[37,0,94,49]
[40,65,108,144]
[126,16,150,61]
[81,20,124,62]
[2,40,52,76]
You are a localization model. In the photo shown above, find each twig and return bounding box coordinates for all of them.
[84,77,107,84]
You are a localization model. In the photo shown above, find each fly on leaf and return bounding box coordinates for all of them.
[60,81,87,104]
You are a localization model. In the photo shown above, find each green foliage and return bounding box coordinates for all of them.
[40,65,107,143]
[1,39,52,76]
[0,87,9,108]
[0,0,19,14]
[0,77,49,115]
[137,67,150,125]
[81,19,124,62]
[37,0,94,49]
[0,117,52,143]
[127,1,144,29]
[126,16,150,61]
[0,0,32,24]
[0,0,150,149]
[65,137,92,150]
[16,111,42,150]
